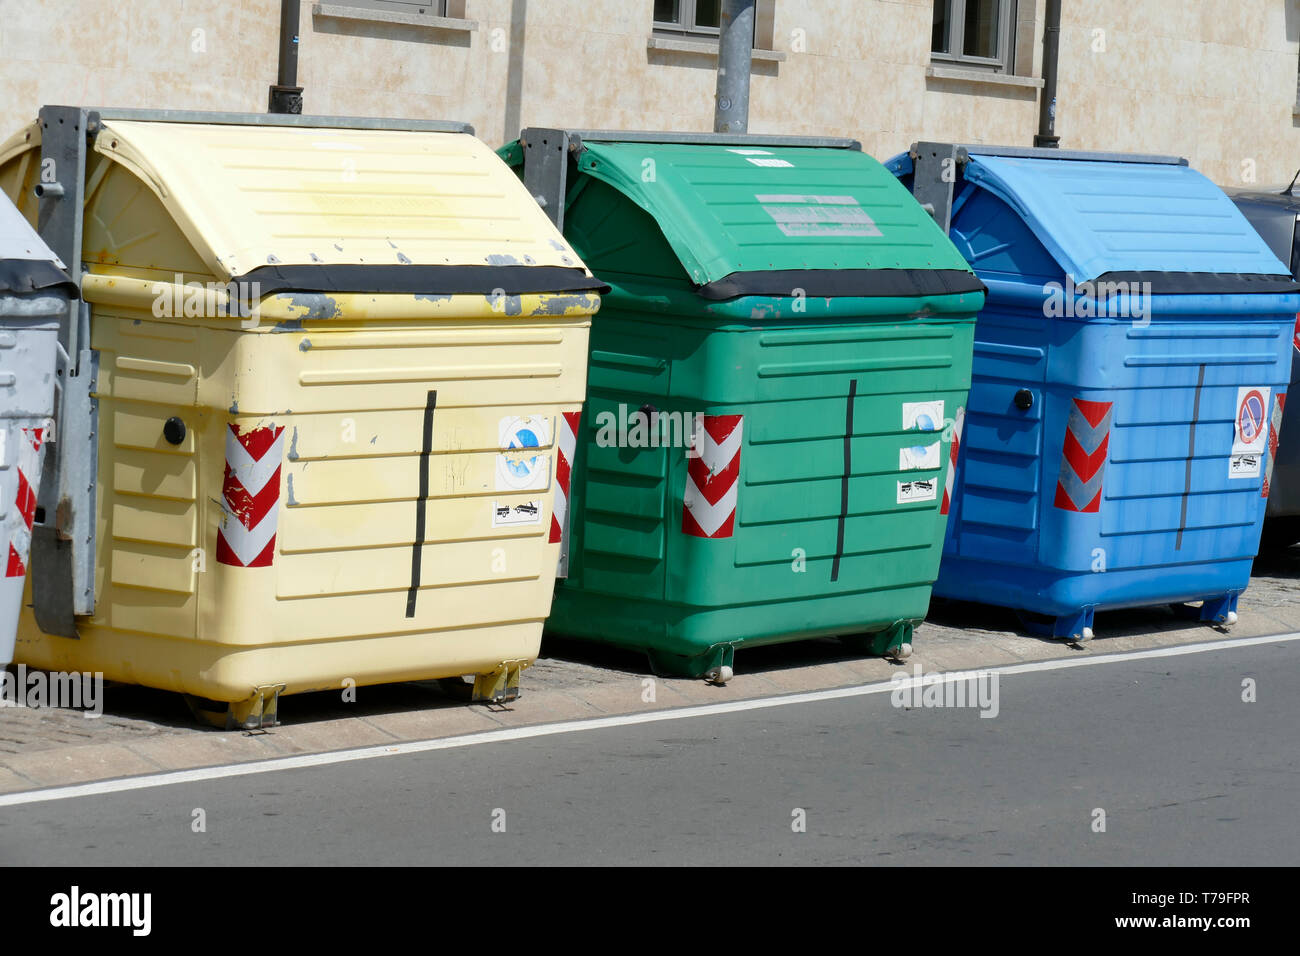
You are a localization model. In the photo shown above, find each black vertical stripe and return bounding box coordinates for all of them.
[1176,365,1206,551]
[831,379,858,582]
[406,390,438,618]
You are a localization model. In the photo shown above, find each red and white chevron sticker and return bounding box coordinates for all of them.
[682,414,743,538]
[4,426,47,578]
[1054,398,1112,513]
[216,423,284,568]
[1264,392,1286,498]
[550,410,580,544]
[940,407,964,516]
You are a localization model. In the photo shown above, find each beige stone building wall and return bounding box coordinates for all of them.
[1,0,1299,186]
[1055,0,1300,188]
[0,0,280,133]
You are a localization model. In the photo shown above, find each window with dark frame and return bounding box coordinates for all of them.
[653,0,726,38]
[931,0,1015,73]
[339,0,450,17]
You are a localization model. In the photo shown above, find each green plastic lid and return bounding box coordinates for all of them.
[575,140,982,299]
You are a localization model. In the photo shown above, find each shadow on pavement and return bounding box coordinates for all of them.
[58,674,470,733]
[25,548,1297,733]
[1251,541,1300,579]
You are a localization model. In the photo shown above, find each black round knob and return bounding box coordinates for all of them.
[163,417,187,445]
[1014,389,1034,411]
[637,403,658,420]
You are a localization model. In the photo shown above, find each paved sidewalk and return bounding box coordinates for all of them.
[3,547,1298,796]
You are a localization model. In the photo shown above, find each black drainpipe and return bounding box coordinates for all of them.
[268,0,304,114]
[1033,0,1061,147]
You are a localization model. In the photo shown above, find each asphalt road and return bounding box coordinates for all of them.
[2,638,1298,866]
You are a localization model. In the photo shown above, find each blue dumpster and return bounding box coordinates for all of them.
[889,145,1300,640]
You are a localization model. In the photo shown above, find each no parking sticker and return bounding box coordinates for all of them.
[496,415,552,492]
[1230,386,1270,479]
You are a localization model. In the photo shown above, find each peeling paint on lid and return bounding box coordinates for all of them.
[532,293,600,316]
[282,293,342,320]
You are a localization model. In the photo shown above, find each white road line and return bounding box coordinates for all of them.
[3,630,1298,808]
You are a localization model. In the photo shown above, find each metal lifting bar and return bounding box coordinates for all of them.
[519,127,862,231]
[907,140,1189,235]
[83,107,472,134]
[32,105,96,637]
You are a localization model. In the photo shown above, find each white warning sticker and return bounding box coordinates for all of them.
[900,441,942,471]
[757,193,882,238]
[898,478,939,504]
[727,148,773,156]
[900,402,944,471]
[902,400,945,433]
[1230,453,1262,479]
[493,499,543,527]
[496,415,552,492]
[1230,386,1270,480]
[748,158,794,168]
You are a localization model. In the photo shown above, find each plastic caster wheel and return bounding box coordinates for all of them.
[1223,611,1238,627]
[704,665,733,686]
[888,642,913,661]
[1076,627,1095,642]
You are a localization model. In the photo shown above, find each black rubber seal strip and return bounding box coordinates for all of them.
[406,389,438,619]
[832,379,858,583]
[1177,364,1207,551]
[696,268,985,301]
[1092,270,1300,296]
[237,263,607,297]
[0,259,78,297]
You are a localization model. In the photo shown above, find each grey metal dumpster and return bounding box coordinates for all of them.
[0,193,76,664]
[1230,185,1300,547]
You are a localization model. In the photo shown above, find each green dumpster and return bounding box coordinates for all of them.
[510,130,985,680]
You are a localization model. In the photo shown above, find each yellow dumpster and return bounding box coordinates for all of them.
[0,111,601,727]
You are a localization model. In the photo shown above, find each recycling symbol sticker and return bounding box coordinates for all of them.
[900,400,945,470]
[496,415,552,492]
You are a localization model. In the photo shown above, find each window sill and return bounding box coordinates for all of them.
[926,64,1044,90]
[647,35,787,62]
[312,3,478,33]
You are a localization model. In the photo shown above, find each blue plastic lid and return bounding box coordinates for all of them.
[963,153,1292,284]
